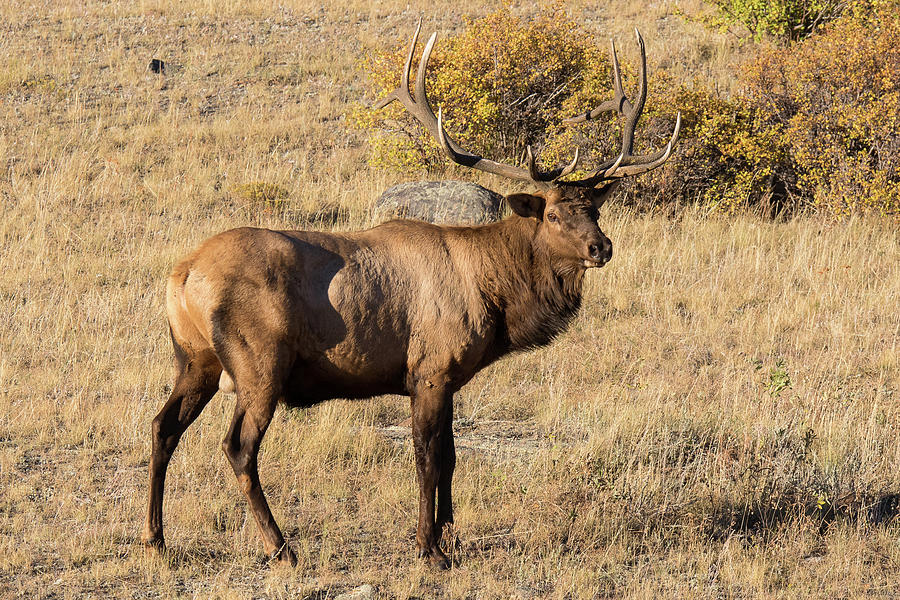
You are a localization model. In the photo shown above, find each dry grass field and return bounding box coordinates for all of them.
[1,0,899,598]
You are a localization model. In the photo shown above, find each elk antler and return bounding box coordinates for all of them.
[563,29,681,186]
[373,21,579,186]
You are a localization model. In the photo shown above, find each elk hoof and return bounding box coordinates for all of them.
[418,546,451,570]
[271,545,298,567]
[141,535,166,555]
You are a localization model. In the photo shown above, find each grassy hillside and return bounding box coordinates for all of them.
[1,0,897,597]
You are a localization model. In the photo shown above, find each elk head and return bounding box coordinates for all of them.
[374,23,681,271]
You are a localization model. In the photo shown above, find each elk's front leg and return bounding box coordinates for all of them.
[436,415,455,535]
[410,381,453,569]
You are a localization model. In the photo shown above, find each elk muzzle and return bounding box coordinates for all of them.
[584,236,612,268]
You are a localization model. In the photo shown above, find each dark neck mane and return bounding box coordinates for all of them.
[462,216,586,354]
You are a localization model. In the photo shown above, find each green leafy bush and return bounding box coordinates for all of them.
[705,0,847,41]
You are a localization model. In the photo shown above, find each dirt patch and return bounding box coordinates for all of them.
[376,418,555,461]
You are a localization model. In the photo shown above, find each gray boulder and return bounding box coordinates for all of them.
[374,180,504,225]
[334,584,375,600]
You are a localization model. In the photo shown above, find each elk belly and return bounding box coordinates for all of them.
[219,370,235,394]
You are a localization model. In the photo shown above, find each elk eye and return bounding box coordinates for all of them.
[546,212,558,223]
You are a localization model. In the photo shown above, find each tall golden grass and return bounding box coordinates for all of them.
[0,0,897,597]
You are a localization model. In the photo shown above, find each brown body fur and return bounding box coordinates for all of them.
[171,217,585,401]
[143,187,614,568]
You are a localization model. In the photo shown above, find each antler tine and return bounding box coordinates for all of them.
[375,24,581,186]
[372,20,421,111]
[526,146,540,181]
[620,28,647,157]
[612,38,626,105]
[436,105,472,165]
[565,29,680,187]
[524,145,580,182]
[414,30,438,125]
[574,111,680,185]
[553,148,581,181]
[563,38,631,125]
[607,111,681,178]
[599,150,626,180]
[415,31,471,159]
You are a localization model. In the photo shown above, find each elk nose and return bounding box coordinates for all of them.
[589,239,612,263]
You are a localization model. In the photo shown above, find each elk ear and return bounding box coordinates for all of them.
[505,193,546,219]
[589,182,619,210]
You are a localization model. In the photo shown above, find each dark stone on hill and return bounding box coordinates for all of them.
[149,59,166,74]
[374,181,503,225]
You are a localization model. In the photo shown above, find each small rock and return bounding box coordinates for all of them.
[148,59,165,74]
[374,180,503,225]
[334,584,375,600]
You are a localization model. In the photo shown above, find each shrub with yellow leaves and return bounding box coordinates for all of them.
[358,1,899,219]
[743,0,900,217]
[355,5,614,174]
[635,0,899,217]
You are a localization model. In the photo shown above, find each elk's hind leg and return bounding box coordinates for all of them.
[142,347,221,552]
[222,383,297,566]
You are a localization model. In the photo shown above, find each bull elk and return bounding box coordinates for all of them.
[142,24,680,569]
